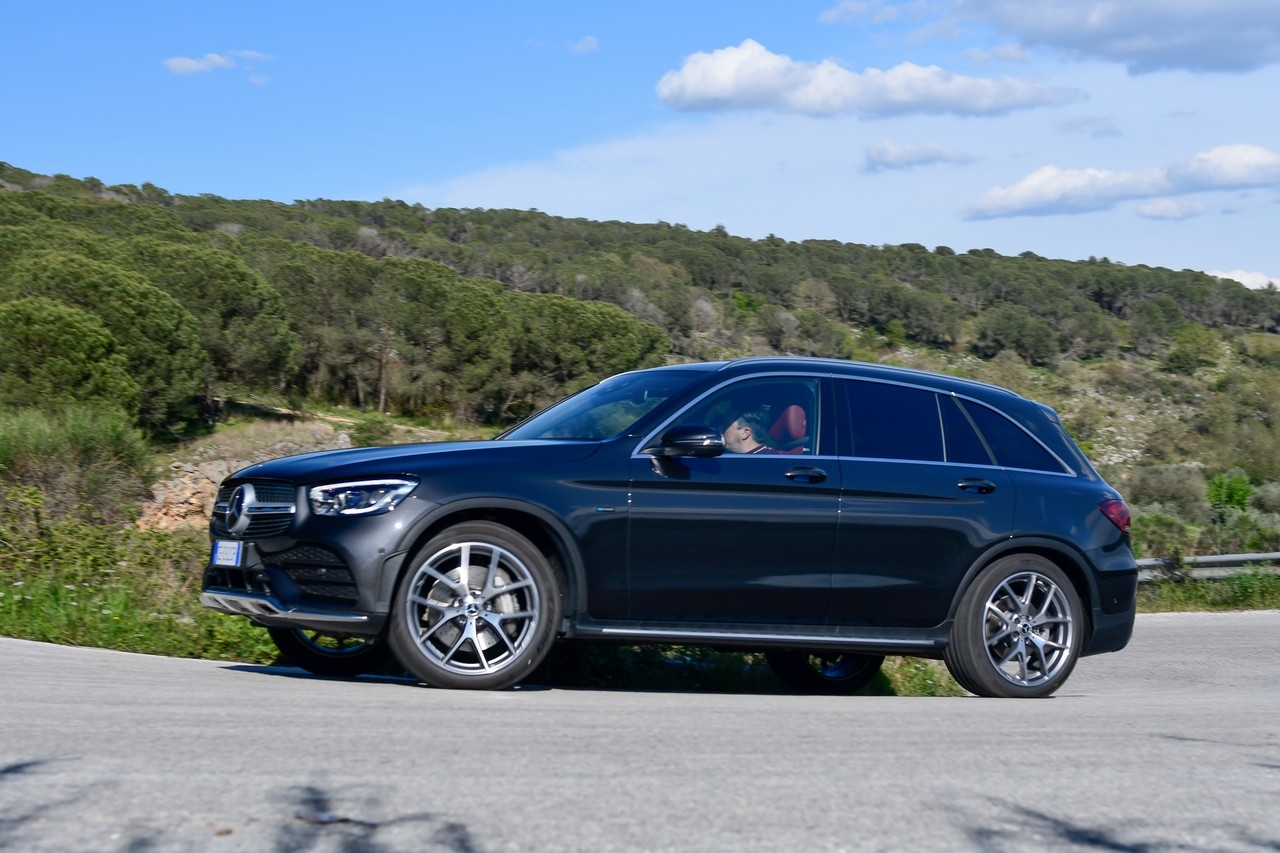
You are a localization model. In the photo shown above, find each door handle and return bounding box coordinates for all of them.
[958,478,997,494]
[785,467,828,484]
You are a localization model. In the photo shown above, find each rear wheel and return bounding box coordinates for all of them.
[944,554,1083,698]
[389,522,561,690]
[765,650,884,695]
[267,627,393,678]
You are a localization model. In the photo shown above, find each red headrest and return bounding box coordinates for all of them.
[770,405,807,442]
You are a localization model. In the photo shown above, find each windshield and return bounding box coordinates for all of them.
[500,369,705,441]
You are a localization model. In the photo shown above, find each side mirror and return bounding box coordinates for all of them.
[646,424,725,458]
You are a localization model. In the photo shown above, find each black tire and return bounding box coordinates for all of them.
[765,650,884,695]
[389,521,561,690]
[943,554,1084,698]
[267,627,394,678]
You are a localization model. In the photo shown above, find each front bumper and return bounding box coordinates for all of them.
[199,589,378,629]
[201,535,394,636]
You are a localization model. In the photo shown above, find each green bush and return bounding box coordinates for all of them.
[1123,465,1212,526]
[0,296,140,413]
[1207,470,1252,522]
[1129,510,1198,561]
[348,414,395,447]
[0,406,152,522]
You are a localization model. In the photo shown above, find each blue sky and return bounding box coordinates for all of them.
[4,1,1279,287]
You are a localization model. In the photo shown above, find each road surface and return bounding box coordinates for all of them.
[2,610,1278,851]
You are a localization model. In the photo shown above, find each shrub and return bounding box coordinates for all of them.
[0,406,152,523]
[1129,510,1198,561]
[1123,465,1212,525]
[1250,482,1280,514]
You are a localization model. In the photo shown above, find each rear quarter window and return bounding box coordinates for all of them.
[958,399,1067,473]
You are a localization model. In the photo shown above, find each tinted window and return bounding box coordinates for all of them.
[958,400,1066,473]
[940,395,995,465]
[674,376,819,455]
[843,380,943,462]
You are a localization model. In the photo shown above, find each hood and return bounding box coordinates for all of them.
[228,439,602,483]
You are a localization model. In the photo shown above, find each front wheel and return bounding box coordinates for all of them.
[389,522,561,690]
[944,554,1084,698]
[765,650,884,695]
[267,627,394,678]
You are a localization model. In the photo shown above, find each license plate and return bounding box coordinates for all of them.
[211,540,243,567]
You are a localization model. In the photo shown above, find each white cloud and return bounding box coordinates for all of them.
[656,39,1074,117]
[969,144,1280,218]
[163,53,236,74]
[971,165,1169,217]
[1209,269,1278,290]
[1137,199,1206,220]
[572,36,599,54]
[954,0,1280,73]
[1168,144,1280,190]
[163,49,273,77]
[865,140,975,172]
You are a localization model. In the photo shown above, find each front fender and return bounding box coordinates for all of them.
[374,497,590,620]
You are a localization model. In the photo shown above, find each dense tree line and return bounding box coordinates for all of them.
[0,167,666,431]
[5,161,1280,559]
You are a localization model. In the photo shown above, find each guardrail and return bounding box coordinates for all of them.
[1135,552,1280,582]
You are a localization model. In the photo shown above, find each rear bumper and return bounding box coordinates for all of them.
[1084,567,1137,656]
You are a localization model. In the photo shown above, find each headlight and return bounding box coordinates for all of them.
[308,479,417,517]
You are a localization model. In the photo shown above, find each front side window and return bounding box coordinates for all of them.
[663,376,820,455]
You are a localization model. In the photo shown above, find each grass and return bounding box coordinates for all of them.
[0,489,281,665]
[1136,566,1280,612]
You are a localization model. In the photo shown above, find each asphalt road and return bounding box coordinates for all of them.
[2,611,1279,852]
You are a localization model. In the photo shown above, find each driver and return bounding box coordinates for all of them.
[722,408,776,454]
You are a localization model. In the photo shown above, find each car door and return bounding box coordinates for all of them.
[830,378,1017,628]
[626,375,839,625]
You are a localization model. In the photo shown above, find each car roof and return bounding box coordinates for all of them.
[691,356,1025,401]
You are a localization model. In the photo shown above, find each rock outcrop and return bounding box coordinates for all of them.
[136,425,352,532]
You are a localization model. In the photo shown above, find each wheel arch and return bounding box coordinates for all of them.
[946,537,1098,631]
[380,498,585,627]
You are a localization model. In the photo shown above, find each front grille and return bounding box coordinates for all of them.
[210,479,297,538]
[210,514,295,538]
[216,480,297,504]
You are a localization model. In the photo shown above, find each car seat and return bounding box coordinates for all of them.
[769,405,809,454]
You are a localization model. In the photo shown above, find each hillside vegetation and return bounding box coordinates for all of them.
[3,161,1280,566]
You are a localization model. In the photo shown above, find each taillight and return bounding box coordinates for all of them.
[1100,498,1130,534]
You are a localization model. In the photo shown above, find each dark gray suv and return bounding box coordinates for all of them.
[202,357,1136,697]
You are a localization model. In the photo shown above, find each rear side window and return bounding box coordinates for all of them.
[843,380,943,462]
[958,399,1067,473]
